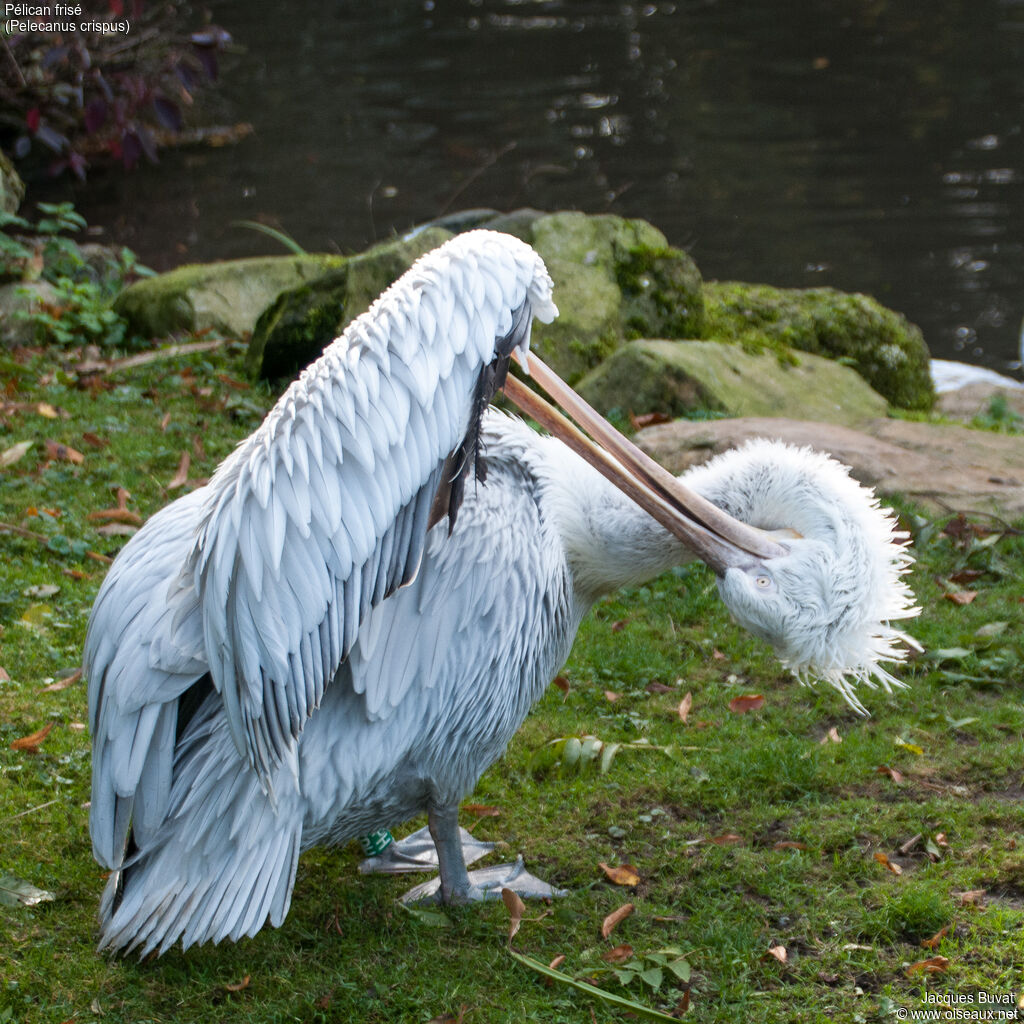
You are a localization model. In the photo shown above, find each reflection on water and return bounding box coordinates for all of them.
[43,0,1024,373]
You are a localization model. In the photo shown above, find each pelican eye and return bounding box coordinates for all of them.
[754,575,773,589]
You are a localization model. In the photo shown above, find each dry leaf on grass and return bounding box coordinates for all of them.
[599,863,640,887]
[0,440,33,468]
[11,722,54,753]
[728,694,764,713]
[764,945,787,964]
[921,925,952,949]
[876,765,904,783]
[820,727,842,744]
[463,804,500,818]
[604,690,620,703]
[707,833,743,846]
[906,955,949,976]
[41,668,82,692]
[944,590,977,605]
[678,691,692,723]
[873,852,903,876]
[224,975,251,992]
[953,889,986,907]
[501,887,525,941]
[552,675,570,698]
[44,440,84,465]
[601,902,634,939]
[602,944,634,964]
[772,841,809,851]
[168,451,191,490]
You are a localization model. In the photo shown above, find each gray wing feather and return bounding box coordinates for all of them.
[184,231,556,785]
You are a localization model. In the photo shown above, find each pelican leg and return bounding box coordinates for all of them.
[428,804,484,903]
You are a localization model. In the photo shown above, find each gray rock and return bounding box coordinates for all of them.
[0,280,58,347]
[113,254,346,340]
[576,339,889,428]
[637,416,1024,519]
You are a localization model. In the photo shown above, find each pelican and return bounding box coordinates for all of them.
[85,230,919,956]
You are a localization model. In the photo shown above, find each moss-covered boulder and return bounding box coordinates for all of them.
[247,228,452,379]
[0,150,25,215]
[244,212,703,384]
[114,254,345,340]
[703,281,934,411]
[526,212,704,383]
[575,339,889,428]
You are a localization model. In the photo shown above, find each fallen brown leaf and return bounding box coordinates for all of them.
[463,804,500,818]
[81,431,109,449]
[949,568,984,585]
[820,727,842,744]
[501,887,525,941]
[44,440,84,465]
[678,691,693,724]
[629,411,671,430]
[906,955,949,976]
[921,925,952,949]
[764,944,787,964]
[728,694,765,714]
[674,989,691,1014]
[601,902,634,939]
[712,649,726,660]
[610,619,627,632]
[604,690,620,703]
[645,681,674,694]
[41,668,82,692]
[224,975,251,992]
[944,590,978,606]
[168,451,191,490]
[873,852,903,876]
[707,832,743,846]
[772,841,809,852]
[602,944,634,964]
[88,507,142,525]
[548,954,566,970]
[552,675,570,697]
[952,889,986,907]
[159,411,172,431]
[0,666,9,682]
[11,721,54,753]
[875,765,904,783]
[599,862,640,887]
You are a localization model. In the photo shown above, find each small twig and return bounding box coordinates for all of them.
[96,337,234,374]
[2,798,59,824]
[438,141,517,215]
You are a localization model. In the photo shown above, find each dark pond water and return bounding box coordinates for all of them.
[46,0,1024,373]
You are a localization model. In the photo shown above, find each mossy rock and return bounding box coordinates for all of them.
[0,149,25,215]
[247,228,452,380]
[247,267,350,379]
[575,339,890,428]
[340,227,453,329]
[526,211,704,383]
[114,255,345,340]
[703,281,934,411]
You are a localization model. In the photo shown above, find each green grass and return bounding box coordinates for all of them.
[2,342,1023,1023]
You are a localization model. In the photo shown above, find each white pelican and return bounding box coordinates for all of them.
[85,230,919,956]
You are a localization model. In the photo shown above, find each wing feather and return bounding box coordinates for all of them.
[180,231,556,785]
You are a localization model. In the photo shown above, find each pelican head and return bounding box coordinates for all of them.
[686,439,920,712]
[503,356,920,714]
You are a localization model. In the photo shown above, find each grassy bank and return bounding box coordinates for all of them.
[1,341,1022,1023]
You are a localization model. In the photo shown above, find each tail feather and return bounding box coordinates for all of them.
[97,699,303,957]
